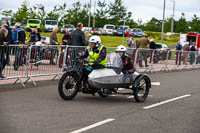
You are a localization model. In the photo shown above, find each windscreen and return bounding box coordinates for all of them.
[46,21,57,25]
[28,20,40,24]
[106,26,114,29]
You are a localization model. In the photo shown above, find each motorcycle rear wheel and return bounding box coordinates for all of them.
[58,72,80,100]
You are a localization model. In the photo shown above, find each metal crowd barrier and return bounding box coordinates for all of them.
[1,45,200,87]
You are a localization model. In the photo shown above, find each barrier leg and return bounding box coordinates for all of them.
[13,77,25,87]
[24,76,37,86]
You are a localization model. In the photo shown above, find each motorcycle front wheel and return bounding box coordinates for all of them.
[58,72,80,100]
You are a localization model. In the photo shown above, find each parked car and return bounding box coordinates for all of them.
[130,28,144,37]
[44,20,58,32]
[27,19,41,32]
[35,36,50,46]
[155,43,168,50]
[91,28,103,35]
[103,24,115,35]
[114,26,129,36]
[61,24,75,33]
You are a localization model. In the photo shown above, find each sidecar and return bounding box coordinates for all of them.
[88,68,151,102]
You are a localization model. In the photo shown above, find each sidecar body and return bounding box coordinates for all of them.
[88,68,145,89]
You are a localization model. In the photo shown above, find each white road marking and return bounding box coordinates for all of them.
[70,119,115,133]
[127,96,134,99]
[143,94,191,109]
[151,82,160,86]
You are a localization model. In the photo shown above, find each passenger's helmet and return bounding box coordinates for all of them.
[89,35,101,44]
[115,45,127,52]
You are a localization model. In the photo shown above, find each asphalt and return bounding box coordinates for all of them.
[0,70,200,133]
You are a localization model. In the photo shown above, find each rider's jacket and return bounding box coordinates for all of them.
[84,44,107,66]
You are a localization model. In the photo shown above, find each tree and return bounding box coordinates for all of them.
[95,0,109,27]
[145,17,162,32]
[189,14,200,32]
[108,0,127,25]
[29,4,46,25]
[1,10,13,17]
[14,1,30,24]
[175,13,188,33]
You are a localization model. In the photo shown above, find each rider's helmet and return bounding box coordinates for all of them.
[115,45,127,52]
[89,35,101,46]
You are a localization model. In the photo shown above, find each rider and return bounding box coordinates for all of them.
[115,45,135,74]
[83,35,107,69]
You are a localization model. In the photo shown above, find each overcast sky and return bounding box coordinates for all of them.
[0,0,199,23]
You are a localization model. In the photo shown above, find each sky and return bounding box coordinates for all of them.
[0,0,199,23]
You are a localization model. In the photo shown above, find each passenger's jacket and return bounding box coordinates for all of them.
[121,55,135,74]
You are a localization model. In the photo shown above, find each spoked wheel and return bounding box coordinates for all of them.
[98,89,109,97]
[58,72,79,100]
[133,76,150,102]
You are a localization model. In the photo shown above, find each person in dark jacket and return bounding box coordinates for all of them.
[0,27,8,78]
[62,29,71,45]
[29,29,41,43]
[69,22,86,66]
[189,42,197,65]
[2,23,12,64]
[149,39,157,63]
[71,22,86,46]
[175,41,182,65]
[115,45,135,74]
[13,22,26,71]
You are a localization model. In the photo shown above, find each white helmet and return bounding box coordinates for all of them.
[89,35,101,44]
[116,45,127,52]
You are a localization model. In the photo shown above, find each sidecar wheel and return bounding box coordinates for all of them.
[98,89,109,97]
[133,76,150,102]
[58,72,79,100]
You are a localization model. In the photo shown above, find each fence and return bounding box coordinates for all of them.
[1,45,200,86]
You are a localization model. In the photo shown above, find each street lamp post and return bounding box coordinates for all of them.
[171,0,175,33]
[88,0,92,29]
[161,0,166,43]
[120,11,132,45]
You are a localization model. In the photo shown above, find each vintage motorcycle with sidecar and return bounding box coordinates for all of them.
[58,54,151,102]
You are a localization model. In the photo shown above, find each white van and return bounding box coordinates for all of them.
[44,20,58,32]
[103,24,115,35]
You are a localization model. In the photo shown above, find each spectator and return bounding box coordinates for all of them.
[71,22,86,46]
[138,34,150,67]
[189,42,197,65]
[197,47,200,64]
[182,42,190,65]
[11,26,16,44]
[29,29,41,43]
[126,34,136,62]
[175,41,182,65]
[13,22,26,71]
[127,34,136,49]
[149,39,157,63]
[70,22,86,66]
[62,29,71,45]
[50,27,59,65]
[2,23,12,65]
[15,22,26,44]
[84,30,89,45]
[0,27,8,78]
